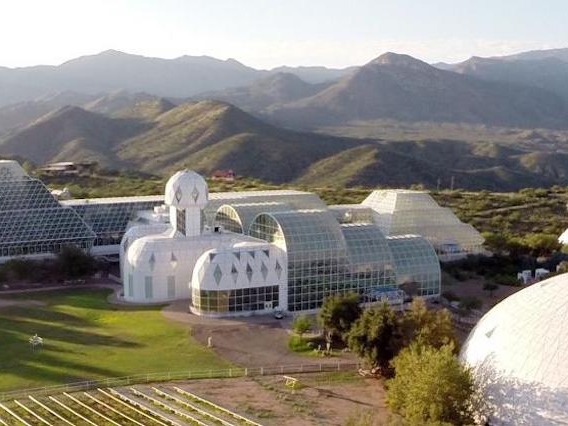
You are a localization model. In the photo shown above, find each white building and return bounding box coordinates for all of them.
[461,273,568,425]
[121,170,287,316]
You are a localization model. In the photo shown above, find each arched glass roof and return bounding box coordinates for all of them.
[386,235,441,297]
[214,202,291,235]
[341,223,395,274]
[250,210,348,263]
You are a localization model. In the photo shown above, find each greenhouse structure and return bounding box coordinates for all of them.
[362,189,485,260]
[0,160,484,317]
[0,160,95,261]
[120,169,442,316]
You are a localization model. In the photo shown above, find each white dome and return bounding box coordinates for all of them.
[460,273,568,425]
[164,170,208,209]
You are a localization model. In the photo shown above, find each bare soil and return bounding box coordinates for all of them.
[162,299,356,367]
[172,373,388,425]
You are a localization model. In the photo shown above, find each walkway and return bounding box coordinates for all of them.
[162,300,355,367]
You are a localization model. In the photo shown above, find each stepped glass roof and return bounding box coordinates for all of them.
[0,161,95,258]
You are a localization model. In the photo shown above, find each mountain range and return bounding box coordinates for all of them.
[0,50,353,107]
[1,48,568,190]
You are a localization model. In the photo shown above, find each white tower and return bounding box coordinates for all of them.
[164,170,208,237]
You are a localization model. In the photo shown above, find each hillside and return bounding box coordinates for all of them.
[116,101,359,181]
[264,52,568,130]
[450,56,568,102]
[194,72,331,113]
[0,106,147,166]
[2,100,568,190]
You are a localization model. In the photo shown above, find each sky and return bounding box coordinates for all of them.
[1,0,566,69]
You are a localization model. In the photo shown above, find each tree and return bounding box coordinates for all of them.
[400,299,457,351]
[56,245,96,279]
[483,282,499,297]
[292,315,312,338]
[387,343,478,425]
[346,303,400,371]
[318,292,362,340]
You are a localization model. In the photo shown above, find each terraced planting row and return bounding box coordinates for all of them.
[0,385,262,426]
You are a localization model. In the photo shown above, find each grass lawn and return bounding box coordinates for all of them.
[0,288,232,392]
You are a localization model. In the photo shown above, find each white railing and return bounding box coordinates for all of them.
[0,362,360,401]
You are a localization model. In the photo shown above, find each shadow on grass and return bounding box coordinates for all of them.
[0,290,147,389]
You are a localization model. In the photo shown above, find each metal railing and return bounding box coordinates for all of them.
[0,362,360,401]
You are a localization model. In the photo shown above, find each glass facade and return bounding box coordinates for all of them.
[341,224,397,297]
[250,212,441,311]
[192,285,279,314]
[0,170,95,259]
[363,190,484,258]
[386,235,441,296]
[214,202,292,235]
[205,190,327,227]
[250,210,349,311]
[214,205,243,234]
[176,208,186,235]
[64,197,164,247]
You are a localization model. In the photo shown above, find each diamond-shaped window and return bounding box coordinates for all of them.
[213,265,222,285]
[191,186,200,203]
[231,264,238,283]
[275,260,282,279]
[175,186,183,202]
[170,252,178,269]
[261,262,268,280]
[246,264,253,282]
[148,253,156,271]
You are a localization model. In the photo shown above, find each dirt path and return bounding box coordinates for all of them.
[162,299,356,367]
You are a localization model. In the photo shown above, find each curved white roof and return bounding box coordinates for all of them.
[164,170,208,209]
[461,273,568,425]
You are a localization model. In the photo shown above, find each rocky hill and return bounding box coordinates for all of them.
[2,100,568,190]
[264,53,568,129]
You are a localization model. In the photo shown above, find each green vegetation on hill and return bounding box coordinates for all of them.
[3,96,568,190]
[0,289,230,392]
[43,170,568,252]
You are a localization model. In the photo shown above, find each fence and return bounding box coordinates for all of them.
[0,362,361,401]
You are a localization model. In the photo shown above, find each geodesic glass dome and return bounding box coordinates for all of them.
[461,273,568,425]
